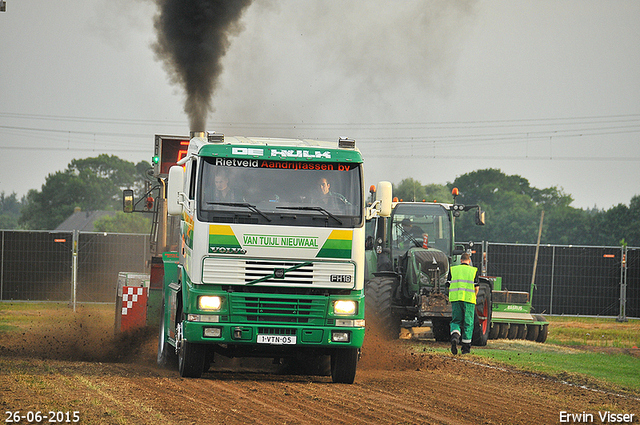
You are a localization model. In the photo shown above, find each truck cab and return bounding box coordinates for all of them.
[158,133,366,383]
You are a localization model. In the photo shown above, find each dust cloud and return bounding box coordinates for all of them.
[0,307,157,364]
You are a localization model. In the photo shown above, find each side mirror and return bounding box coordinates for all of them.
[167,165,185,216]
[475,208,485,226]
[376,181,392,217]
[123,189,134,213]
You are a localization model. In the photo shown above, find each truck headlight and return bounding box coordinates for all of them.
[331,331,351,342]
[203,327,222,338]
[333,300,357,316]
[198,295,222,311]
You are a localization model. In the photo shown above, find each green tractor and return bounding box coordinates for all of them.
[364,182,493,345]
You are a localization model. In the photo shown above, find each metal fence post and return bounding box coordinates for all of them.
[549,245,555,315]
[617,245,628,322]
[482,240,488,276]
[1,230,4,301]
[72,230,78,312]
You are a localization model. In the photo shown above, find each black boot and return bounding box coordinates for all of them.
[461,343,471,355]
[450,333,460,355]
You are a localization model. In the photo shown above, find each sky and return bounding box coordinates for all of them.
[1,0,639,210]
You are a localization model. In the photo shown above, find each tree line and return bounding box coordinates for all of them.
[392,168,640,247]
[1,155,152,233]
[1,156,638,246]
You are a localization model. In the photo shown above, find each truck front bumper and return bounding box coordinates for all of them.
[182,320,365,349]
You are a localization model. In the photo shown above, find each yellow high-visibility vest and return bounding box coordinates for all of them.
[449,264,477,304]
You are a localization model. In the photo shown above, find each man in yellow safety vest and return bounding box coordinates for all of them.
[448,251,479,355]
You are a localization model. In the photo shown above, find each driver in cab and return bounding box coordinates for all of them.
[314,177,348,207]
[398,218,424,249]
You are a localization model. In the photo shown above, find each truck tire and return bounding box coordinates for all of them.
[331,348,359,384]
[365,276,400,340]
[176,319,207,378]
[156,300,177,369]
[472,281,492,346]
[516,324,527,339]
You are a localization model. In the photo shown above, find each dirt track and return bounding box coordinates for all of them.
[1,306,639,425]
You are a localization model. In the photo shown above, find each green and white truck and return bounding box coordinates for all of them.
[157,132,366,383]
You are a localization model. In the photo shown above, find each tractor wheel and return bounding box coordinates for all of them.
[156,300,177,369]
[365,276,400,340]
[497,323,509,339]
[516,324,527,339]
[472,281,492,346]
[536,324,549,343]
[331,348,359,384]
[526,324,540,341]
[506,323,519,340]
[176,317,207,378]
[431,318,451,342]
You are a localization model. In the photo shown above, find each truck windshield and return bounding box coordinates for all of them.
[391,203,451,256]
[197,157,363,227]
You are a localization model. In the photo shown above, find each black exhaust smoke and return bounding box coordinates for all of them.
[153,0,252,132]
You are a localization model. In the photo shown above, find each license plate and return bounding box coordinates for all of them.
[257,335,296,345]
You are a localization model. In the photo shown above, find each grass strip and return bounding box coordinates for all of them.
[474,342,640,393]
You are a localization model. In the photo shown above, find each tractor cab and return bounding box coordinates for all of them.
[389,202,453,257]
[364,183,491,344]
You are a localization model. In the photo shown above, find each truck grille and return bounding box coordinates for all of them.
[202,258,354,289]
[246,260,313,284]
[230,293,327,324]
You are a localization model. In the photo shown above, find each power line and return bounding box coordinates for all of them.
[1,113,639,160]
[2,111,640,129]
[0,124,155,139]
[361,153,640,161]
[0,112,185,127]
[2,121,639,143]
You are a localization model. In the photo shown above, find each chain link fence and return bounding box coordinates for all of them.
[1,231,73,301]
[472,242,639,319]
[0,230,149,303]
[0,231,638,319]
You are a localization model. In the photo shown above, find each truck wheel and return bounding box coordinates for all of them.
[331,348,359,384]
[472,282,492,346]
[176,320,206,378]
[156,301,177,368]
[365,276,400,340]
[431,318,451,342]
[526,324,540,341]
[203,350,215,373]
[536,324,548,343]
[516,324,527,339]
